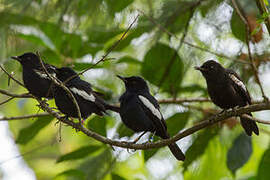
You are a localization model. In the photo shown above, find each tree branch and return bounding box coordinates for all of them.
[36,52,83,123]
[158,97,210,104]
[64,14,140,84]
[37,96,270,150]
[231,0,268,101]
[0,89,32,98]
[137,9,250,65]
[256,0,270,35]
[0,113,50,121]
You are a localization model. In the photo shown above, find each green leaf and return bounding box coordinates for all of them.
[231,10,246,42]
[0,12,38,27]
[79,148,112,180]
[226,133,252,174]
[183,128,219,170]
[87,116,107,136]
[56,145,101,163]
[117,56,141,65]
[179,84,207,94]
[144,148,159,162]
[199,0,223,17]
[141,43,184,94]
[54,169,86,179]
[257,148,270,179]
[105,0,134,16]
[111,173,125,180]
[16,116,54,145]
[166,112,189,136]
[117,123,134,138]
[87,27,124,44]
[72,62,102,71]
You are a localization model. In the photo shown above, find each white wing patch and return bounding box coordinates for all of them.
[138,95,162,120]
[70,87,95,102]
[229,74,247,92]
[34,69,56,80]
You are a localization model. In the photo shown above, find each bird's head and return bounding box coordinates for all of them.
[117,75,149,93]
[11,52,40,67]
[55,67,78,82]
[195,60,226,80]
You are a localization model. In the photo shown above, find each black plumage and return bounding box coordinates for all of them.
[117,75,185,161]
[11,52,56,99]
[53,67,118,121]
[195,60,259,136]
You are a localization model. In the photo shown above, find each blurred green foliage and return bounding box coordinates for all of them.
[0,0,270,179]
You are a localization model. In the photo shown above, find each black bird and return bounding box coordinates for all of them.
[195,60,259,136]
[11,52,56,99]
[117,75,185,161]
[53,67,119,122]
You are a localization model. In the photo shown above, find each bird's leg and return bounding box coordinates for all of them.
[149,131,156,142]
[218,109,226,114]
[132,131,147,144]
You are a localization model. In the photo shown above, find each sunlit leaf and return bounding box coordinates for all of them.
[117,123,134,138]
[57,145,101,163]
[16,115,54,145]
[257,148,270,179]
[117,56,141,65]
[183,128,219,170]
[54,169,86,179]
[105,0,134,16]
[231,11,246,42]
[141,43,184,94]
[226,133,252,174]
[111,173,125,180]
[87,116,107,136]
[166,112,189,136]
[79,148,112,180]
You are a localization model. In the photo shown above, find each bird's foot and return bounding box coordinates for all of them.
[127,148,136,153]
[131,131,147,144]
[263,95,269,103]
[149,131,156,142]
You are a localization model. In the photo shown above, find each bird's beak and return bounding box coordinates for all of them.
[117,75,127,83]
[11,56,21,61]
[194,66,206,72]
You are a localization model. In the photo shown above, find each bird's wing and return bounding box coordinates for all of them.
[34,63,57,79]
[226,69,251,104]
[70,80,106,111]
[137,93,167,135]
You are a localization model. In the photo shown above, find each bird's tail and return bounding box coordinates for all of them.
[240,113,259,136]
[104,104,120,113]
[163,132,185,161]
[168,143,185,161]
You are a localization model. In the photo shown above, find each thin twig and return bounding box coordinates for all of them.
[0,113,50,121]
[0,97,15,106]
[0,65,25,87]
[36,52,83,123]
[256,0,270,35]
[231,0,268,100]
[158,97,210,104]
[0,89,32,98]
[64,14,140,84]
[158,3,197,89]
[137,9,250,65]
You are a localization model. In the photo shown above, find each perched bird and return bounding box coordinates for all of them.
[53,67,119,122]
[195,60,259,136]
[117,75,185,161]
[11,52,56,99]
